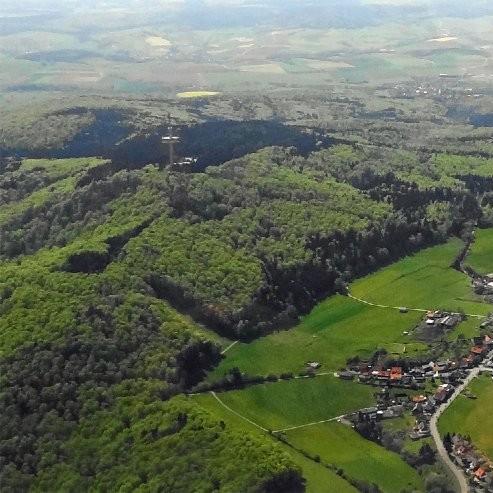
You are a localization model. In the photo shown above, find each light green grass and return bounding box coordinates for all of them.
[211,295,423,379]
[20,157,106,179]
[285,422,424,493]
[439,374,493,460]
[194,394,357,493]
[467,228,493,275]
[352,239,490,316]
[203,376,375,431]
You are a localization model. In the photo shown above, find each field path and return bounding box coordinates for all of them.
[209,390,346,434]
[272,414,344,433]
[210,391,268,432]
[221,340,239,355]
[347,293,486,319]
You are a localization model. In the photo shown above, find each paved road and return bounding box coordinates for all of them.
[429,368,482,493]
[429,361,493,493]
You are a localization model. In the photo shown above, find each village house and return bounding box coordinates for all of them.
[434,384,453,404]
[423,397,436,414]
[338,371,355,380]
[358,407,378,421]
[434,361,451,373]
[409,420,430,440]
[474,466,487,482]
[471,345,487,357]
[390,367,403,381]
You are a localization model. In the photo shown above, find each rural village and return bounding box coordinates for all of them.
[332,305,493,492]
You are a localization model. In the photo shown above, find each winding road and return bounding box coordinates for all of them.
[429,369,480,493]
[429,360,493,493]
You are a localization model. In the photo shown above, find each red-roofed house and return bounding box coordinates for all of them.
[390,367,403,380]
[471,346,486,356]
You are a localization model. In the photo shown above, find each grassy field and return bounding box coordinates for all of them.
[285,422,424,492]
[195,394,357,493]
[351,239,490,316]
[198,375,375,431]
[467,228,493,275]
[210,295,424,379]
[439,374,493,460]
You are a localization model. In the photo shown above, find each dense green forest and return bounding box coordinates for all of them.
[1,84,493,491]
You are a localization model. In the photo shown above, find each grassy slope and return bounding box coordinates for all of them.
[467,228,493,275]
[203,376,375,431]
[439,374,493,460]
[352,239,490,316]
[286,422,423,493]
[211,295,423,378]
[195,393,357,493]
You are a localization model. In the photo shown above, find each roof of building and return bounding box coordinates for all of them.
[471,346,486,355]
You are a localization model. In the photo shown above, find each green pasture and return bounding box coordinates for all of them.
[467,228,493,275]
[202,376,374,431]
[439,374,493,460]
[211,295,423,379]
[213,239,488,382]
[351,239,490,316]
[285,422,424,492]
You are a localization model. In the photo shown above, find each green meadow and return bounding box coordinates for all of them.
[211,295,423,379]
[201,376,374,431]
[285,422,424,493]
[467,228,493,275]
[439,374,493,460]
[351,239,490,316]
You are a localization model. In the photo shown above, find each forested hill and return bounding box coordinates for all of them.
[0,140,491,491]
